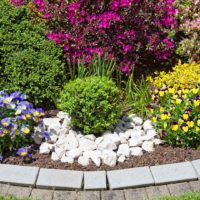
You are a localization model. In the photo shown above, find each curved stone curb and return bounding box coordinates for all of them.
[0,159,200,190]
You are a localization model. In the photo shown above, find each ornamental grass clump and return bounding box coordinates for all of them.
[0,91,47,161]
[146,62,200,148]
[58,76,122,135]
[22,0,177,73]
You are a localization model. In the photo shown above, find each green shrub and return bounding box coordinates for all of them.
[58,76,122,135]
[0,0,66,108]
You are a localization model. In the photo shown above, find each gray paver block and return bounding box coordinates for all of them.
[146,185,170,199]
[7,185,32,198]
[124,188,147,200]
[150,162,197,185]
[189,181,200,192]
[53,191,77,200]
[107,167,154,189]
[167,182,192,196]
[84,171,107,190]
[77,191,100,200]
[0,164,39,186]
[0,184,10,196]
[192,159,200,178]
[31,189,53,200]
[36,168,83,189]
[101,190,125,200]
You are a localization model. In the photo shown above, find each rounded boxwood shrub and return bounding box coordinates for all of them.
[0,0,66,108]
[58,76,122,135]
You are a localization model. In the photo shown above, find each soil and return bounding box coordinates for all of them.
[2,144,200,171]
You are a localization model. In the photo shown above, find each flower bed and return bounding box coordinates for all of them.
[0,0,199,171]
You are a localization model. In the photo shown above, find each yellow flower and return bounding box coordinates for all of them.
[187,121,194,128]
[177,90,182,95]
[194,100,200,107]
[159,91,165,97]
[171,124,179,131]
[183,89,189,94]
[192,88,199,94]
[160,107,165,113]
[152,117,157,123]
[183,114,189,120]
[25,114,31,119]
[172,94,178,99]
[182,125,189,132]
[178,118,184,126]
[150,109,154,113]
[182,94,187,99]
[197,119,200,126]
[168,87,175,94]
[176,98,182,104]
[196,127,200,132]
[154,89,159,94]
[161,114,167,120]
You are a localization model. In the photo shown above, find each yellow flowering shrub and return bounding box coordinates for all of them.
[147,61,200,89]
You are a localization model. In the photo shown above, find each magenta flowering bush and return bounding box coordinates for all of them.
[21,0,177,73]
[0,91,47,161]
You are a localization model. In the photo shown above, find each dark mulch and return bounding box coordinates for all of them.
[2,144,200,171]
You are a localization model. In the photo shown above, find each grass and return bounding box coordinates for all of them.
[0,197,31,200]
[155,192,200,200]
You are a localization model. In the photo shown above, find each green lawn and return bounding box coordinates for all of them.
[156,192,200,200]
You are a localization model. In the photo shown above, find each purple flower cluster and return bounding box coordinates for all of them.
[0,91,46,161]
[11,0,177,73]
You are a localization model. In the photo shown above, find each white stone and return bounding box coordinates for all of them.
[91,156,101,167]
[57,111,68,119]
[153,138,164,145]
[95,137,104,145]
[61,118,70,128]
[58,128,69,138]
[47,134,58,144]
[78,156,90,166]
[128,114,136,119]
[130,147,143,156]
[146,129,157,140]
[43,118,61,128]
[103,133,121,145]
[101,150,117,167]
[67,130,79,148]
[131,117,143,125]
[39,143,53,154]
[130,129,145,139]
[143,120,154,131]
[63,143,71,151]
[118,155,126,163]
[117,144,130,157]
[51,152,60,161]
[79,138,97,151]
[129,138,143,147]
[125,122,135,129]
[97,140,117,151]
[48,125,61,135]
[61,156,74,164]
[120,137,128,144]
[66,148,83,159]
[142,141,155,152]
[85,134,96,141]
[54,147,66,158]
[83,150,101,159]
[134,126,143,130]
[33,132,43,145]
[119,132,130,140]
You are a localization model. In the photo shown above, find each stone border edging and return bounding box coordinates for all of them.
[0,159,200,190]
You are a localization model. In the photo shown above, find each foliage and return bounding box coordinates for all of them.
[147,61,200,89]
[0,0,66,107]
[146,62,200,148]
[125,75,151,117]
[0,91,46,161]
[174,0,200,62]
[57,76,122,135]
[23,0,177,73]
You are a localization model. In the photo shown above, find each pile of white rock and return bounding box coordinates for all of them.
[33,112,163,167]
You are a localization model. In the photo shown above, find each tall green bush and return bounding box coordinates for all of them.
[0,0,66,107]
